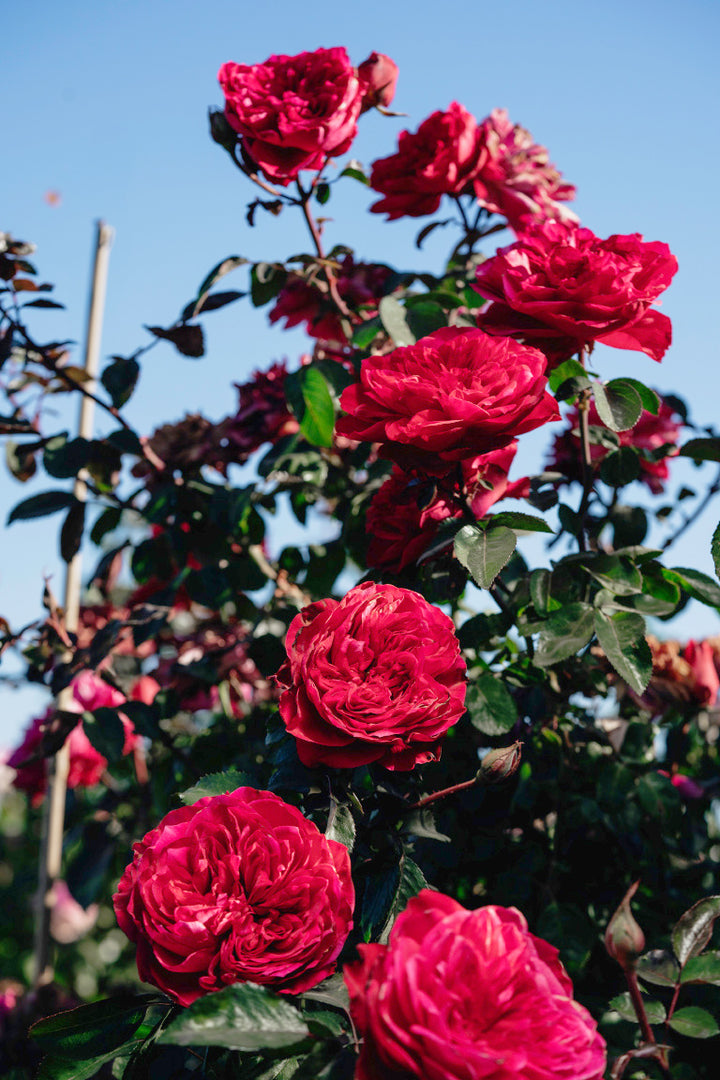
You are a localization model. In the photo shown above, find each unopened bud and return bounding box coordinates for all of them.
[479,741,522,785]
[208,108,238,153]
[605,880,646,971]
[358,53,399,112]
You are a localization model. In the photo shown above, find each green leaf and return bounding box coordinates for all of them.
[7,489,75,524]
[339,164,370,185]
[82,707,126,761]
[681,953,720,985]
[600,446,641,487]
[250,263,287,308]
[465,673,518,736]
[713,521,720,580]
[179,769,255,805]
[60,499,85,563]
[284,367,335,448]
[610,991,666,1024]
[404,300,447,340]
[157,983,310,1051]
[101,357,140,407]
[90,506,122,545]
[31,995,163,1058]
[378,295,415,346]
[678,437,720,463]
[613,378,660,415]
[593,610,651,695]
[378,856,429,944]
[315,182,331,205]
[351,316,381,349]
[301,974,351,1013]
[548,357,587,394]
[668,1007,720,1039]
[672,896,720,968]
[530,568,553,615]
[453,524,517,589]
[584,554,643,596]
[636,949,680,988]
[485,511,553,534]
[325,801,356,853]
[43,436,91,479]
[193,255,248,316]
[593,379,642,432]
[664,567,720,609]
[534,602,595,667]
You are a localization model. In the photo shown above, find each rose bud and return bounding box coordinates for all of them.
[358,52,399,112]
[479,741,522,785]
[605,880,646,971]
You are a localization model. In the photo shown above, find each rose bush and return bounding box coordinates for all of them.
[218,47,363,184]
[475,221,678,363]
[113,787,354,1005]
[344,889,606,1080]
[277,581,466,769]
[337,327,558,474]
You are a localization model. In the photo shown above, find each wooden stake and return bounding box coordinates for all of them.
[33,220,114,986]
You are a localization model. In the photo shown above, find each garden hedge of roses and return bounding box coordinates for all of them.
[3,39,720,1080]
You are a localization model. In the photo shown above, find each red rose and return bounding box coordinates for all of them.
[366,444,527,573]
[345,890,606,1080]
[358,52,399,112]
[214,361,299,464]
[474,108,577,231]
[475,221,678,363]
[337,327,559,475]
[113,788,354,1006]
[218,48,363,185]
[684,639,720,708]
[269,257,391,343]
[548,396,682,493]
[277,581,466,770]
[370,103,486,220]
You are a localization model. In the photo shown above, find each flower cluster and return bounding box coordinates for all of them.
[624,635,720,716]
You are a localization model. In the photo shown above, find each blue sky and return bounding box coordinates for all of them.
[2,0,719,742]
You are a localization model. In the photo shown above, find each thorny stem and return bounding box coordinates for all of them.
[296,180,351,319]
[411,774,478,809]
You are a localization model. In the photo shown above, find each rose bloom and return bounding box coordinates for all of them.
[366,443,528,573]
[616,636,719,717]
[277,581,466,770]
[113,788,354,1005]
[269,257,391,343]
[475,221,678,364]
[547,396,682,494]
[474,108,577,231]
[337,327,559,476]
[345,890,606,1080]
[370,103,486,220]
[218,48,363,184]
[8,673,138,804]
[214,361,299,464]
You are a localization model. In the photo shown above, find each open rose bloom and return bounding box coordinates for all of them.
[218,48,363,184]
[277,581,466,769]
[345,890,606,1080]
[114,788,354,1005]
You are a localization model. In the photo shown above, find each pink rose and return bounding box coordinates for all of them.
[370,103,486,219]
[113,788,354,1005]
[358,52,399,112]
[277,581,466,770]
[337,327,559,476]
[345,890,606,1080]
[8,674,138,803]
[49,880,99,944]
[366,444,527,573]
[684,639,720,707]
[547,396,682,494]
[474,108,577,231]
[475,221,678,364]
[218,48,363,184]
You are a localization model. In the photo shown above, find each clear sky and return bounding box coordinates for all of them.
[2,0,719,743]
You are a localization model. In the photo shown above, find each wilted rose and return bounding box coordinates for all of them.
[475,221,678,364]
[345,889,606,1080]
[218,48,363,184]
[337,327,559,475]
[114,788,354,1005]
[277,581,466,769]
